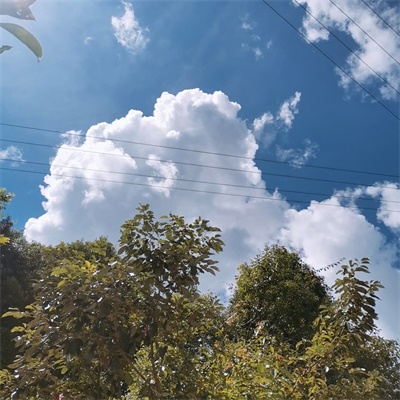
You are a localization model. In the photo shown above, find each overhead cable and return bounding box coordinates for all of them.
[329,0,400,67]
[1,137,399,190]
[2,157,398,204]
[1,166,398,214]
[0,123,398,179]
[360,0,400,38]
[260,0,400,120]
[294,0,400,93]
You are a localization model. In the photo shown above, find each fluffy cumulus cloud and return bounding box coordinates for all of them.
[25,89,399,339]
[335,182,400,231]
[293,0,400,100]
[111,1,149,54]
[366,183,400,230]
[279,195,399,339]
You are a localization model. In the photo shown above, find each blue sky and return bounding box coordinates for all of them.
[1,0,399,338]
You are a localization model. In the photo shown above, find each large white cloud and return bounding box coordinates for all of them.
[293,0,400,100]
[279,195,399,339]
[25,89,399,339]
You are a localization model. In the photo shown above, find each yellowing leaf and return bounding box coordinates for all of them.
[0,22,42,60]
[0,235,10,245]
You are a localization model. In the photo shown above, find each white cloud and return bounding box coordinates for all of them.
[0,146,24,166]
[241,15,255,31]
[334,182,400,231]
[146,154,179,197]
[84,36,93,45]
[367,183,400,230]
[253,112,274,133]
[252,91,302,146]
[111,1,149,54]
[24,89,399,340]
[293,0,400,100]
[277,91,302,129]
[240,15,271,61]
[279,196,399,339]
[241,22,254,31]
[253,47,263,60]
[276,138,318,168]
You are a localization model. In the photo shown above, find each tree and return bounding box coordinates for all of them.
[275,258,398,399]
[353,336,400,400]
[2,213,399,399]
[0,188,13,245]
[227,245,331,345]
[0,216,46,368]
[0,205,224,399]
[0,0,42,59]
[207,258,400,400]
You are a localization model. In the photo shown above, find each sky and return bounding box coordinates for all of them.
[0,0,399,339]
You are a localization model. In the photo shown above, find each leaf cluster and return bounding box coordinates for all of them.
[0,206,399,399]
[0,0,42,59]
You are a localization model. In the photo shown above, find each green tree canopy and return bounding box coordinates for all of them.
[0,205,224,399]
[228,245,331,345]
[1,207,399,399]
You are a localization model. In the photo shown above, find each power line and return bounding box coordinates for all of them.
[3,156,398,204]
[294,0,400,93]
[1,166,398,214]
[1,137,398,190]
[0,122,398,179]
[360,0,400,38]
[329,0,400,67]
[260,0,400,121]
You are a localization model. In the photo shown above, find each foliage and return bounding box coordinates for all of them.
[276,258,393,399]
[0,188,13,245]
[1,207,399,399]
[227,245,331,345]
[0,0,42,59]
[0,216,46,368]
[0,205,224,399]
[208,258,400,400]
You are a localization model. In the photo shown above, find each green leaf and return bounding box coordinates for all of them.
[0,45,12,54]
[0,23,42,60]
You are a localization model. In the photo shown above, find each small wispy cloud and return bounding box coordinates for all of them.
[277,91,302,129]
[252,92,302,146]
[241,15,255,31]
[253,112,274,133]
[253,47,263,60]
[0,146,24,166]
[240,15,271,61]
[111,1,149,54]
[84,36,93,45]
[276,139,318,168]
